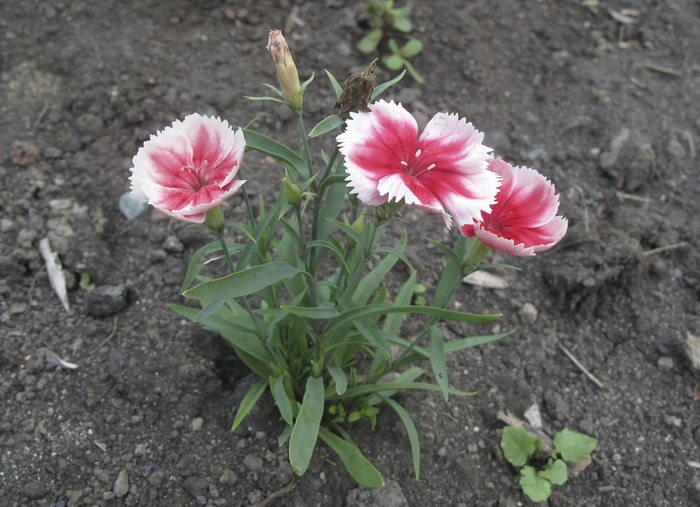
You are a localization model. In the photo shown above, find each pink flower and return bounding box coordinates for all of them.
[460,159,568,256]
[129,113,246,223]
[337,100,499,226]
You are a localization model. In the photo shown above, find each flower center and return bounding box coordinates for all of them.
[401,149,435,178]
[181,160,210,189]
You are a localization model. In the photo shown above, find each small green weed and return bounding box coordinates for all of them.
[500,426,597,502]
[359,0,424,83]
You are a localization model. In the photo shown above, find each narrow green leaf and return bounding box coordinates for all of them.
[193,299,225,322]
[443,330,515,353]
[371,245,414,272]
[329,304,500,330]
[500,426,540,467]
[383,272,416,335]
[327,218,366,251]
[553,428,598,462]
[180,240,242,293]
[329,380,474,400]
[309,114,345,138]
[328,364,347,395]
[428,326,449,401]
[240,128,307,180]
[324,69,343,100]
[246,95,289,105]
[289,376,325,475]
[318,427,384,488]
[425,237,462,268]
[231,379,267,431]
[378,396,421,479]
[183,262,304,300]
[353,231,407,305]
[272,375,294,425]
[371,70,406,100]
[519,466,552,502]
[308,239,351,273]
[541,458,568,486]
[402,58,425,84]
[281,303,340,320]
[433,236,466,308]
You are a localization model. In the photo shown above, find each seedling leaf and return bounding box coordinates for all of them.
[541,458,568,486]
[553,428,598,462]
[519,466,552,502]
[500,426,540,467]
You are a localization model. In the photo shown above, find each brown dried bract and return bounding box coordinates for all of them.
[335,59,378,118]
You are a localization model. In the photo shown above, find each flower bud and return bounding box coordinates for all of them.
[282,177,302,206]
[204,206,225,235]
[267,29,302,110]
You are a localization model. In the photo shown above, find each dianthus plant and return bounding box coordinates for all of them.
[129,30,567,487]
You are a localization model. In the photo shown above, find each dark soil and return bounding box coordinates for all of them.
[2,0,699,505]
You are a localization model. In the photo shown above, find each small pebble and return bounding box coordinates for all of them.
[86,285,129,317]
[191,417,203,431]
[23,481,47,500]
[113,469,129,498]
[219,469,238,486]
[243,454,263,471]
[657,356,674,370]
[519,302,538,323]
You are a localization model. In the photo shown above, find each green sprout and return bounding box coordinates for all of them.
[358,0,424,83]
[500,426,597,502]
[79,273,96,291]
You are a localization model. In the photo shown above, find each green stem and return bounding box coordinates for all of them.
[336,222,378,311]
[237,169,256,227]
[309,147,340,275]
[295,112,314,182]
[392,238,492,368]
[217,234,265,337]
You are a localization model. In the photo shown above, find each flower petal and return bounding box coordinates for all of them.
[338,100,418,206]
[129,113,246,222]
[461,159,567,256]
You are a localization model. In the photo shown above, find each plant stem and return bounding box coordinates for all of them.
[391,238,492,368]
[217,233,265,337]
[237,169,256,227]
[309,147,340,275]
[295,112,314,182]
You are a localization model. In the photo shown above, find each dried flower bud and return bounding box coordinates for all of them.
[335,59,378,118]
[267,29,302,110]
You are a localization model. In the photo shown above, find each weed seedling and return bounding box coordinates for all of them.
[500,426,597,502]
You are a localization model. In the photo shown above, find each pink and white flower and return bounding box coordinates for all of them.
[337,100,499,226]
[129,113,246,223]
[460,159,568,256]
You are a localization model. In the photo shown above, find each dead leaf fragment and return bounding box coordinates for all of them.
[10,140,41,166]
[39,237,70,312]
[463,270,509,289]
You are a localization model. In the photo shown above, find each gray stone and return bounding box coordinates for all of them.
[86,284,129,317]
[183,476,209,497]
[113,469,129,498]
[23,480,48,500]
[243,454,263,471]
[346,479,408,507]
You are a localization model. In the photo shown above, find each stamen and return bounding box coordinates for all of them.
[400,161,408,166]
[415,149,422,158]
[426,163,436,171]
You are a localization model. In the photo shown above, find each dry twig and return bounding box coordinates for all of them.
[642,242,689,257]
[253,481,297,507]
[90,316,119,355]
[558,344,605,389]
